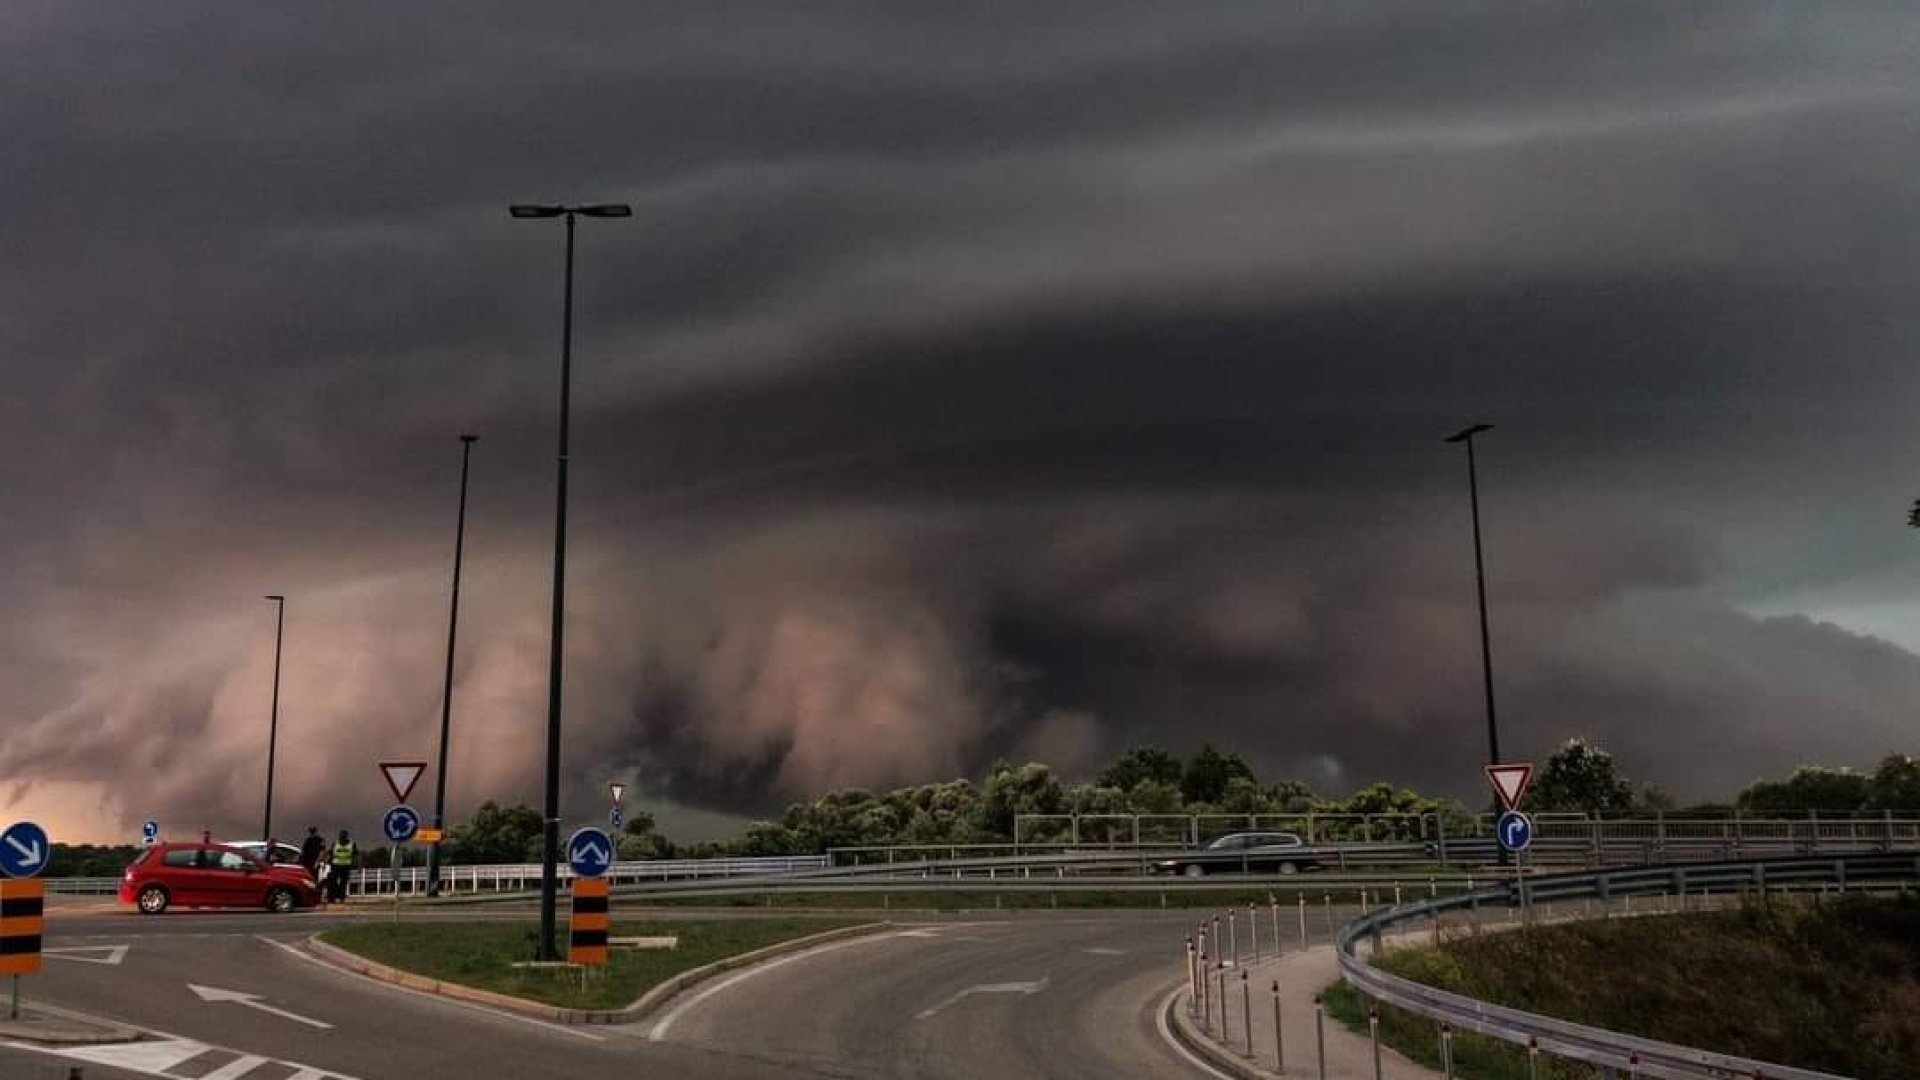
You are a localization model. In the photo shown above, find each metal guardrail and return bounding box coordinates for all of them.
[1011,811,1920,849]
[346,855,830,897]
[1335,853,1920,1080]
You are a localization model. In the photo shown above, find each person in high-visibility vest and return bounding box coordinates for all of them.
[326,829,357,903]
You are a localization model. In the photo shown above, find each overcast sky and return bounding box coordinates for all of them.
[5,3,1920,844]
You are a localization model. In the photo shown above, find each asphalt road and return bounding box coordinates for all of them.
[13,901,1345,1080]
[639,913,1212,1080]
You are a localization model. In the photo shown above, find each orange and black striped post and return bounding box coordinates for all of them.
[1,878,43,1018]
[568,877,608,967]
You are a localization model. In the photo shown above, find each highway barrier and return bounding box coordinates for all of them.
[1333,853,1920,1080]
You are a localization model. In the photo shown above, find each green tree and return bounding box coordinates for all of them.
[1098,747,1183,792]
[615,809,674,860]
[1866,754,1920,810]
[1525,739,1634,814]
[973,761,1065,840]
[1125,778,1184,815]
[1736,766,1871,814]
[1181,744,1255,805]
[441,801,545,863]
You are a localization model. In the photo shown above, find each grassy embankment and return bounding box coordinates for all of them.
[1324,894,1920,1080]
[321,918,861,1011]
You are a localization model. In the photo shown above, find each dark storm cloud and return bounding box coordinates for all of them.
[3,2,1920,838]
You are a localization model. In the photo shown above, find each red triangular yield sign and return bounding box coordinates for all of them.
[380,761,428,804]
[1486,763,1533,811]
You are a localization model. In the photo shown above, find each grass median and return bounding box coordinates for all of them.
[320,917,864,1011]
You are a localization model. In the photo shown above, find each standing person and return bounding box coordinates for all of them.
[298,827,325,875]
[327,829,357,904]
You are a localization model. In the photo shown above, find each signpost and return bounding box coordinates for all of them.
[379,762,427,916]
[1497,810,1533,852]
[1485,764,1534,914]
[382,806,420,844]
[141,820,159,848]
[567,827,612,879]
[379,762,427,805]
[1485,764,1533,812]
[0,821,47,1018]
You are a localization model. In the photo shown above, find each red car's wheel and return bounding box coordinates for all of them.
[265,887,298,914]
[136,885,170,915]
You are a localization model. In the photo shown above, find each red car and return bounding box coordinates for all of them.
[119,842,321,914]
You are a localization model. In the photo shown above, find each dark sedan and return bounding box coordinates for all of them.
[1148,831,1320,877]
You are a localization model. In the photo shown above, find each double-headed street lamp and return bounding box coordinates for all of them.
[262,594,286,843]
[426,434,478,898]
[510,201,631,960]
[1444,423,1500,770]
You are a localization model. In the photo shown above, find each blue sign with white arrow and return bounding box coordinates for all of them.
[141,819,159,846]
[1496,809,1533,853]
[382,805,420,844]
[0,821,49,878]
[609,807,623,831]
[568,826,612,878]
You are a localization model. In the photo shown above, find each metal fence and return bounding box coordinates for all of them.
[1334,853,1920,1079]
[1012,810,1920,849]
[345,855,830,896]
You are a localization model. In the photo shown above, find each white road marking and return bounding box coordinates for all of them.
[1153,984,1237,1080]
[43,944,129,965]
[199,1052,274,1080]
[914,977,1049,1020]
[1083,947,1126,956]
[189,982,334,1029]
[253,935,606,1043]
[646,928,908,1042]
[5,1035,361,1079]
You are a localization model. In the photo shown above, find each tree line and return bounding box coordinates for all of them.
[35,744,1920,870]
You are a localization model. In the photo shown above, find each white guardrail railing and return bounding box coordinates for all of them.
[1334,853,1920,1080]
[342,855,830,897]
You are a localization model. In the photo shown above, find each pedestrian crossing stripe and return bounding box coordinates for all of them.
[4,1034,361,1079]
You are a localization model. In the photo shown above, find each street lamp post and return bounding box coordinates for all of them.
[426,435,478,898]
[1444,423,1501,770]
[510,201,631,960]
[262,595,286,844]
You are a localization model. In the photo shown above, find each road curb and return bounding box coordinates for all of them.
[1165,982,1272,1080]
[0,998,145,1045]
[303,920,891,1025]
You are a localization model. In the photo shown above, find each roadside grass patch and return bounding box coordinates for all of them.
[320,917,862,1011]
[1327,893,1920,1080]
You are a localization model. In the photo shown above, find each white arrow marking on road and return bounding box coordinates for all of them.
[43,945,128,965]
[4,835,41,867]
[188,983,334,1029]
[914,977,1048,1020]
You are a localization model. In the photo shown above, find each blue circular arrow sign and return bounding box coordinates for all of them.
[382,805,420,844]
[0,821,50,878]
[141,819,159,842]
[610,807,624,830]
[1496,809,1533,853]
[567,826,613,878]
